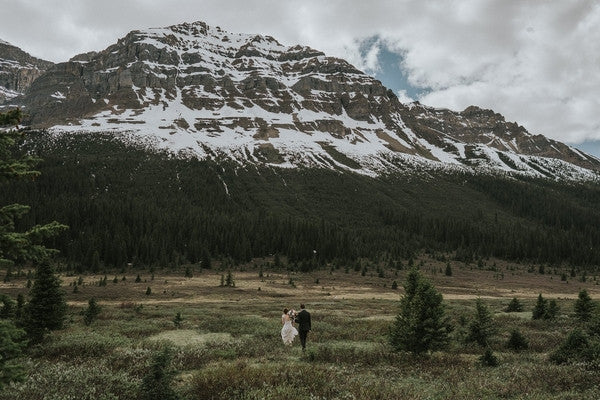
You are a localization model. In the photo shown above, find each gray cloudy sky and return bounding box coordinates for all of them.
[2,0,599,151]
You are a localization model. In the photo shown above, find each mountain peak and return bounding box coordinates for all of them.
[0,40,53,102]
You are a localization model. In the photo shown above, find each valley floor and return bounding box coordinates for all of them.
[1,256,600,399]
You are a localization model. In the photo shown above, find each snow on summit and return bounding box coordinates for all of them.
[7,21,597,181]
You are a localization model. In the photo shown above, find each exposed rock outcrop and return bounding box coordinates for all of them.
[3,22,598,179]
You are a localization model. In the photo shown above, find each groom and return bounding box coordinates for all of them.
[295,303,311,351]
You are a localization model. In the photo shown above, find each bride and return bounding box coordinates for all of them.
[281,308,298,345]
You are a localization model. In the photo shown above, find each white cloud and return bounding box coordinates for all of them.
[1,0,599,144]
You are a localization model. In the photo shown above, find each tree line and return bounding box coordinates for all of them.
[2,131,600,272]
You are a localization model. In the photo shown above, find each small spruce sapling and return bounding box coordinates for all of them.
[173,312,183,328]
[83,297,101,326]
[506,329,529,351]
[505,297,523,312]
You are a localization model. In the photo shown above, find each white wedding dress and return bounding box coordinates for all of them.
[281,314,298,345]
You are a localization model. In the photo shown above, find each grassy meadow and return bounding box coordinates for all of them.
[1,255,600,399]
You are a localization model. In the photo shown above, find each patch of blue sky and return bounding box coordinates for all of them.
[359,36,429,101]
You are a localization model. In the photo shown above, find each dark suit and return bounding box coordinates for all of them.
[295,309,311,350]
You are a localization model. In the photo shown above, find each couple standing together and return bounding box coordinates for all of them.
[281,304,311,351]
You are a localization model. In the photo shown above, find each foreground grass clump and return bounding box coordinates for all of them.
[0,359,139,400]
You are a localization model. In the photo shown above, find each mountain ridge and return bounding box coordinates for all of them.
[2,21,599,180]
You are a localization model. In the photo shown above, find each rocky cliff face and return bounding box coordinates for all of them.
[5,22,599,180]
[0,40,53,102]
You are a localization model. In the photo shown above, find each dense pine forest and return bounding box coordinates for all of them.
[2,131,600,272]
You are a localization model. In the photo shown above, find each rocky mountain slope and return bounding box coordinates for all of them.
[0,39,53,102]
[2,22,599,179]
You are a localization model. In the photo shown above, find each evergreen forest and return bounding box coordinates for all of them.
[2,131,600,272]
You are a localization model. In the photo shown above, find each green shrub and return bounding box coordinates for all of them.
[173,312,183,328]
[140,347,179,400]
[83,297,102,326]
[505,297,523,312]
[589,310,600,339]
[479,347,499,367]
[549,328,600,365]
[0,320,27,389]
[532,294,547,320]
[506,329,529,351]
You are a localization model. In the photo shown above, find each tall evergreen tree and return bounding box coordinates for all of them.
[0,109,67,269]
[140,347,179,400]
[466,298,497,346]
[22,261,67,342]
[574,289,595,322]
[532,294,548,320]
[389,269,452,354]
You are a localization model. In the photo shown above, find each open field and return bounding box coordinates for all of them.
[1,256,600,399]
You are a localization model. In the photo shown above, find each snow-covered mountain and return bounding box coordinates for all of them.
[2,21,599,179]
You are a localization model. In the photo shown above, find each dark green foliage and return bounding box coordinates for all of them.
[83,298,101,326]
[505,297,523,312]
[561,272,567,281]
[15,294,24,321]
[173,312,183,328]
[574,289,596,322]
[225,271,235,287]
[532,294,548,320]
[201,249,212,270]
[22,261,67,343]
[466,298,496,347]
[90,250,100,273]
[0,295,15,319]
[1,115,67,269]
[145,287,152,296]
[135,274,142,283]
[546,299,559,320]
[389,269,452,354]
[549,328,600,365]
[184,266,192,278]
[3,133,600,272]
[444,263,452,276]
[0,108,22,128]
[391,280,398,290]
[140,347,179,400]
[506,329,529,351]
[0,320,27,389]
[479,347,499,367]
